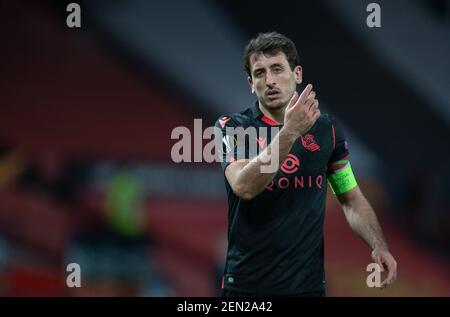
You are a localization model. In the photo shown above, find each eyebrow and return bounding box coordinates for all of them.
[270,63,284,69]
[253,63,284,75]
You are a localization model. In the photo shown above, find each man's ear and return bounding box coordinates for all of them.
[294,66,302,84]
[247,76,255,94]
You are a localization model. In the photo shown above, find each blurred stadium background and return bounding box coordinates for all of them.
[0,0,449,296]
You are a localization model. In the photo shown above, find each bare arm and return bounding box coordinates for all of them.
[337,185,397,287]
[225,84,320,200]
[225,127,297,200]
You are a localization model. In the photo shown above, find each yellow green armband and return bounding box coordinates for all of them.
[328,161,357,195]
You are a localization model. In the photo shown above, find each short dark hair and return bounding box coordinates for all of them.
[244,31,300,77]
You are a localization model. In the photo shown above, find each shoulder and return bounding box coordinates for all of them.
[319,113,345,126]
[311,113,333,132]
[317,113,333,125]
[315,113,345,131]
[215,106,254,129]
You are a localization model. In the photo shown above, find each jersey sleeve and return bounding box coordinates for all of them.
[327,116,357,195]
[214,115,249,173]
[327,115,350,170]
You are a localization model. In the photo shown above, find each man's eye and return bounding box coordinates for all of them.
[274,67,282,73]
[255,71,263,77]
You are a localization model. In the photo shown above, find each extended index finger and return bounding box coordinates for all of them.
[298,84,313,104]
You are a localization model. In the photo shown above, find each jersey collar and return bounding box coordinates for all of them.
[251,102,282,127]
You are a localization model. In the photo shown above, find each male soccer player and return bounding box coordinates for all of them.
[215,32,397,297]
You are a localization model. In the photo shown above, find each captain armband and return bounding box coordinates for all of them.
[328,160,357,195]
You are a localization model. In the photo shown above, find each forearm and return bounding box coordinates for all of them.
[342,192,388,250]
[233,127,297,198]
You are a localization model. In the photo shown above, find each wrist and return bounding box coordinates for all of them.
[372,242,389,252]
[280,126,299,143]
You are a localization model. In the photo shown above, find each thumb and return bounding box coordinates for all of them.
[375,256,384,272]
[372,250,384,272]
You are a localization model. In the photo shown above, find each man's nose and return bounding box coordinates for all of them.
[265,72,276,86]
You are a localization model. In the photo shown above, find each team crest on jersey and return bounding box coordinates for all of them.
[301,134,320,152]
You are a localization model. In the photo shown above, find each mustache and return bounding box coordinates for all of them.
[265,88,281,95]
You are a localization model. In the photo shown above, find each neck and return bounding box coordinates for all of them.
[258,102,286,124]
